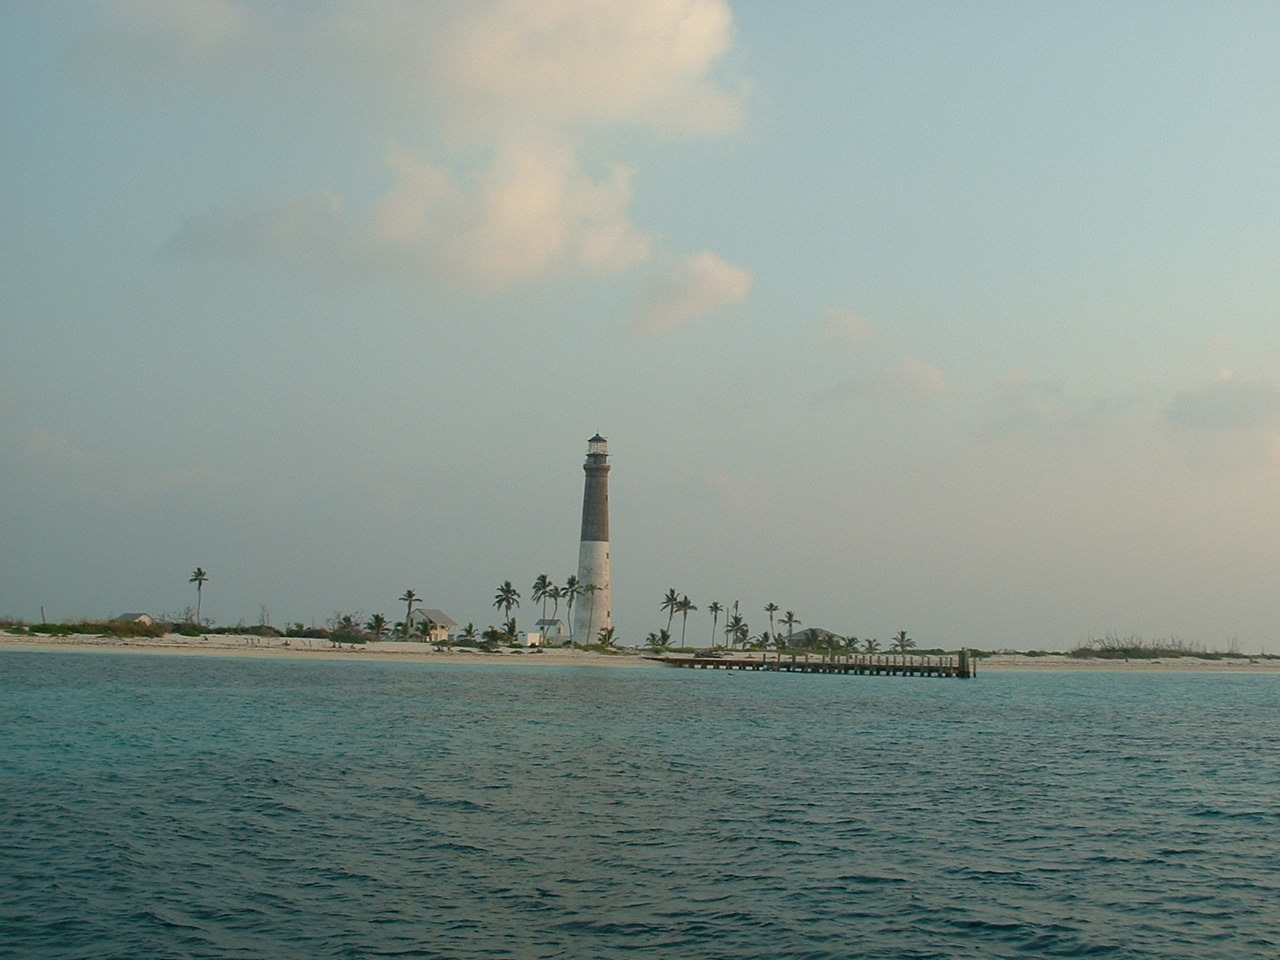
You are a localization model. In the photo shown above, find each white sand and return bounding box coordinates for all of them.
[0,631,656,667]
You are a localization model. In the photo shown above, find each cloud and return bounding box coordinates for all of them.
[365,143,653,286]
[1164,372,1280,431]
[170,146,654,287]
[81,0,745,135]
[886,358,948,397]
[631,251,753,335]
[370,0,746,141]
[820,308,877,349]
[86,1,745,290]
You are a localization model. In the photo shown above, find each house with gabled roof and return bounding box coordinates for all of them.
[113,612,155,626]
[407,608,457,645]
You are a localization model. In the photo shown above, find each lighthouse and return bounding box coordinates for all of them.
[574,434,612,644]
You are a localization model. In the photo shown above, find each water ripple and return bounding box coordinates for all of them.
[2,653,1279,959]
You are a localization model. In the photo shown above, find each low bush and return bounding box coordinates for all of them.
[28,620,164,638]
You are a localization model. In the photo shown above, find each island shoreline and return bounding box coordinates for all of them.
[3,632,1279,672]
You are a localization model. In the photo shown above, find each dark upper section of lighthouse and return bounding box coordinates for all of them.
[580,434,610,542]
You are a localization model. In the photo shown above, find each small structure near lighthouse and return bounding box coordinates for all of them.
[574,434,612,644]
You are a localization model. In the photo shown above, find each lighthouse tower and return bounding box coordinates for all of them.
[574,434,612,644]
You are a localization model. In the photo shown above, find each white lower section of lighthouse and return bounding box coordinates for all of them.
[574,540,611,644]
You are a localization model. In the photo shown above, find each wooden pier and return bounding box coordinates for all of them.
[646,650,976,679]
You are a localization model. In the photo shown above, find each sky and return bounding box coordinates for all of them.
[3,1,1280,652]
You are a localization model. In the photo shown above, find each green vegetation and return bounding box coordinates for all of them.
[891,630,916,653]
[188,568,209,624]
[531,574,552,621]
[365,613,390,640]
[205,624,281,637]
[706,601,723,645]
[493,580,520,632]
[564,575,579,643]
[23,619,165,638]
[580,581,599,629]
[398,590,419,638]
[1069,633,1275,660]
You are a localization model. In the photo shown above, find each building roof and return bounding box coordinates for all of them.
[114,612,152,622]
[411,609,457,628]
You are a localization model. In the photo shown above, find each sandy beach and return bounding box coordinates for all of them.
[2,631,1277,672]
[0,631,656,667]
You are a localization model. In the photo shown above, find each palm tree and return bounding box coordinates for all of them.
[864,637,880,654]
[597,625,616,648]
[780,610,801,647]
[532,574,552,620]
[330,613,361,648]
[676,596,697,646]
[644,629,671,650]
[546,584,564,622]
[765,602,779,641]
[493,580,520,630]
[365,613,389,640]
[459,622,478,646]
[564,575,580,642]
[661,588,680,633]
[707,601,723,646]
[724,613,745,649]
[189,568,208,625]
[581,582,599,640]
[891,630,916,653]
[399,589,419,637]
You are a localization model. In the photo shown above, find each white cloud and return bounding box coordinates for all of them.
[887,358,948,397]
[386,0,745,140]
[87,0,745,290]
[820,308,877,349]
[632,251,753,336]
[365,143,653,287]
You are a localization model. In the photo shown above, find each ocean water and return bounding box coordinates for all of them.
[1,651,1278,960]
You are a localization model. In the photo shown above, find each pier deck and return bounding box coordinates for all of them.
[646,651,975,679]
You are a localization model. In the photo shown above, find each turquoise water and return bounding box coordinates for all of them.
[2,651,1278,959]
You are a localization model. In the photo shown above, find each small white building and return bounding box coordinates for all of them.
[535,618,567,642]
[518,631,542,648]
[407,608,457,644]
